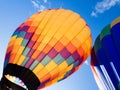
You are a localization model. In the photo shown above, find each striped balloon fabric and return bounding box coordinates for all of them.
[91,17,120,90]
[3,9,92,90]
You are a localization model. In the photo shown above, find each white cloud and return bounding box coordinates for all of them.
[91,11,97,17]
[31,0,49,11]
[39,5,46,11]
[31,0,39,8]
[91,0,120,17]
[43,0,47,3]
[84,60,89,66]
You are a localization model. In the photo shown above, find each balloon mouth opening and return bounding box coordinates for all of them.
[5,74,28,89]
[0,76,27,90]
[3,64,40,90]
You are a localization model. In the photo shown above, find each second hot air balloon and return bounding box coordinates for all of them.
[91,17,120,90]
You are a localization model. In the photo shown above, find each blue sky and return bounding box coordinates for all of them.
[0,0,120,90]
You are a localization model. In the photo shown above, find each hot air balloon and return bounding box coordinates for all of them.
[91,17,120,90]
[0,9,92,90]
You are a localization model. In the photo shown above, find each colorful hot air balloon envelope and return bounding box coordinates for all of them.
[0,9,92,90]
[91,17,120,90]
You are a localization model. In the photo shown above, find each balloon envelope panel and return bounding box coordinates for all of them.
[4,9,92,89]
[91,17,120,90]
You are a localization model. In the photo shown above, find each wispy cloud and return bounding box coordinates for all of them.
[31,0,49,11]
[31,0,39,9]
[84,60,89,66]
[43,0,47,3]
[91,0,120,17]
